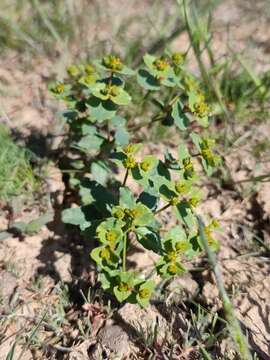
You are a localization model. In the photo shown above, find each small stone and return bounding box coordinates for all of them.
[90,321,130,359]
[0,271,18,314]
[118,303,168,344]
[166,273,199,303]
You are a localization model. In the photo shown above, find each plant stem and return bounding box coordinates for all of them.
[122,233,127,272]
[122,169,129,186]
[197,216,252,360]
[128,113,164,132]
[154,203,171,215]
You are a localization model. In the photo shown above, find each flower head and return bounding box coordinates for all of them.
[102,55,123,71]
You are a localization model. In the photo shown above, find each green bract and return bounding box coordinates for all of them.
[94,55,135,75]
[90,82,131,105]
[142,54,179,87]
[50,52,222,307]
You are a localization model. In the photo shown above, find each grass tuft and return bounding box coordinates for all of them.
[0,125,39,202]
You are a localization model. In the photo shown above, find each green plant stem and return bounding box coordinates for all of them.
[122,169,129,186]
[154,203,171,215]
[197,216,252,360]
[168,94,180,106]
[122,233,127,272]
[128,113,164,132]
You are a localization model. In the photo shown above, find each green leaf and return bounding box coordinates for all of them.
[132,204,155,227]
[165,225,186,243]
[91,246,119,268]
[119,187,136,208]
[90,246,103,265]
[137,69,160,91]
[91,161,111,185]
[156,259,186,278]
[136,279,155,308]
[24,212,54,234]
[86,97,116,122]
[178,144,190,162]
[136,227,162,254]
[96,218,123,245]
[138,191,158,211]
[62,207,91,231]
[76,133,104,151]
[79,179,117,213]
[99,272,111,290]
[113,285,131,302]
[201,158,214,176]
[81,123,97,135]
[143,53,156,68]
[171,100,190,130]
[110,116,127,128]
[159,184,177,201]
[139,155,158,174]
[190,132,202,152]
[114,126,130,146]
[196,115,209,127]
[10,212,54,235]
[156,160,171,181]
[175,202,195,230]
[112,88,132,105]
[58,109,78,123]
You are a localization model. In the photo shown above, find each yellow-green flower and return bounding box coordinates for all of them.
[171,52,184,66]
[167,262,178,274]
[169,196,179,206]
[105,230,117,242]
[54,83,65,94]
[183,158,195,178]
[175,181,188,194]
[100,247,111,261]
[118,282,130,292]
[175,241,189,252]
[185,76,200,91]
[123,144,135,154]
[100,84,119,97]
[210,219,220,228]
[165,250,178,262]
[102,55,123,71]
[123,155,137,169]
[189,197,199,208]
[153,57,169,72]
[138,287,150,299]
[193,101,210,118]
[140,158,151,172]
[85,64,95,74]
[112,206,125,220]
[67,64,80,77]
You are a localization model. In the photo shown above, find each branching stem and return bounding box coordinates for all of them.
[122,169,129,187]
[154,203,171,215]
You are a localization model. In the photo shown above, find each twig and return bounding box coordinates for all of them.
[122,169,129,187]
[154,203,171,215]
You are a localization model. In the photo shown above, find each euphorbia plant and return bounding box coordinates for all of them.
[50,52,221,307]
